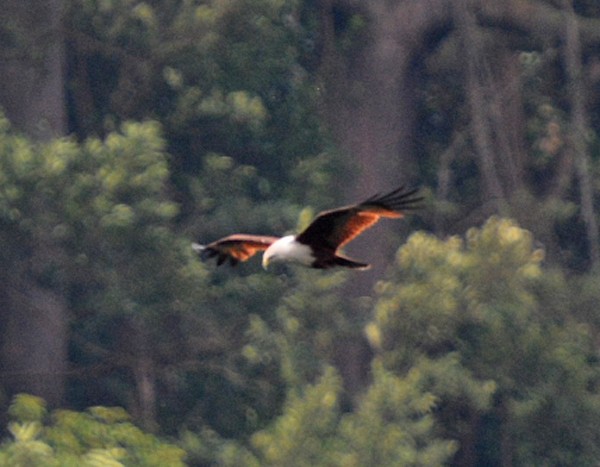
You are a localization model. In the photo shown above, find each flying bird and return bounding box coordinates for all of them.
[193,185,422,270]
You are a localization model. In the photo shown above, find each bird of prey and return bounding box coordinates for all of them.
[193,185,422,270]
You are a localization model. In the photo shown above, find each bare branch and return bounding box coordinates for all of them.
[454,0,507,211]
[476,0,600,49]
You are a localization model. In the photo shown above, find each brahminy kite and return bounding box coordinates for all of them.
[193,185,422,270]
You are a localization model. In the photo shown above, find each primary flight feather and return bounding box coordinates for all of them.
[193,185,422,270]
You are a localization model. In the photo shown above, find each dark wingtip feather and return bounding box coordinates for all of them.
[365,185,424,211]
[192,243,218,262]
[192,244,240,267]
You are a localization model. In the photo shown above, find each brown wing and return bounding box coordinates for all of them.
[295,186,422,251]
[193,234,279,266]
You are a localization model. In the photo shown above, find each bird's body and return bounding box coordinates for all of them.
[193,185,422,270]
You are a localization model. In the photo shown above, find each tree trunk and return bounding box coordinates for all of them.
[319,0,451,296]
[131,316,158,432]
[563,0,600,269]
[0,0,66,140]
[316,0,451,399]
[0,0,68,406]
[0,275,68,407]
[455,0,507,211]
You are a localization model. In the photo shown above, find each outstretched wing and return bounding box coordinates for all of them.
[193,234,279,266]
[295,186,422,251]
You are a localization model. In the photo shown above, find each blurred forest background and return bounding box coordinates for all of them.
[1,0,600,465]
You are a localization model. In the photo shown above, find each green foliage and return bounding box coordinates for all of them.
[67,121,185,317]
[0,116,253,439]
[180,427,260,467]
[274,270,353,388]
[179,265,456,466]
[368,217,600,465]
[334,363,457,467]
[370,217,545,371]
[251,366,342,466]
[8,395,47,423]
[0,394,185,467]
[67,0,339,203]
[187,365,455,466]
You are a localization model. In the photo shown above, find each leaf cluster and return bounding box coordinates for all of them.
[0,394,184,467]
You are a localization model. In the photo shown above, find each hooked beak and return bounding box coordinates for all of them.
[262,254,270,270]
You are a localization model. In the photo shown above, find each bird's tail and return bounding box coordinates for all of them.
[329,254,370,270]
